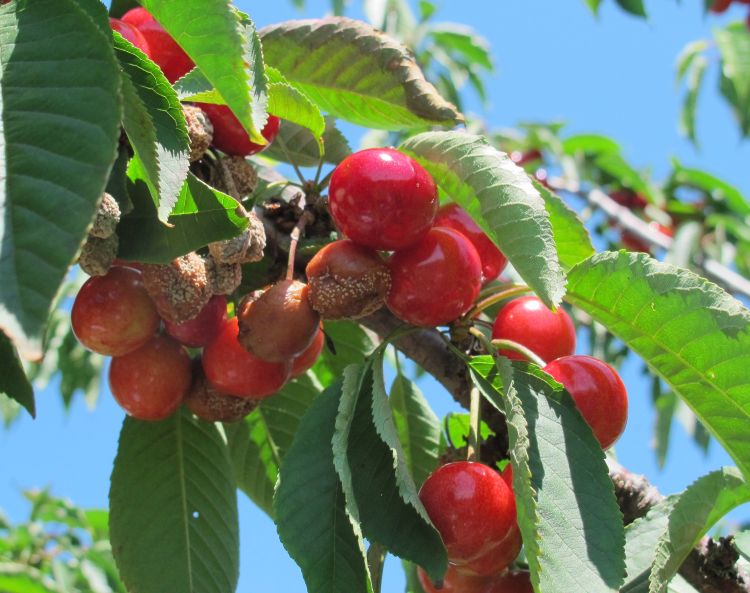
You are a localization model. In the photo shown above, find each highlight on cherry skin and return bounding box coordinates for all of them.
[491,295,576,363]
[543,354,629,449]
[327,147,438,251]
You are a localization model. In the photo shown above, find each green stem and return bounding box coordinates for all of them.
[275,134,307,185]
[466,285,532,319]
[367,543,386,593]
[467,386,481,462]
[490,339,545,367]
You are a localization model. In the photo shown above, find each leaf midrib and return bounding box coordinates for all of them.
[175,416,194,593]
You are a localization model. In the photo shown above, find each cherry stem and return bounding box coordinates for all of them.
[286,208,313,281]
[367,543,386,593]
[466,285,531,319]
[318,168,334,189]
[467,386,481,462]
[275,134,307,186]
[490,339,545,367]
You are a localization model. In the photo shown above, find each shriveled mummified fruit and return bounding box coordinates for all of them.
[237,279,320,363]
[183,104,213,162]
[209,211,266,265]
[142,253,211,324]
[306,240,391,320]
[205,256,242,296]
[78,234,118,277]
[89,192,121,239]
[186,361,259,423]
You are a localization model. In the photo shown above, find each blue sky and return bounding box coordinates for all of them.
[2,1,749,592]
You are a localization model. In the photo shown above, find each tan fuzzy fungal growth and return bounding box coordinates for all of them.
[183,104,213,162]
[78,234,118,277]
[306,240,391,319]
[206,256,242,295]
[89,192,121,239]
[142,253,211,324]
[208,211,266,264]
[186,363,259,423]
[238,279,320,363]
[222,156,258,196]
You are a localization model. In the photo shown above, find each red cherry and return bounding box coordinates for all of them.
[543,355,628,449]
[491,296,576,363]
[109,335,191,421]
[417,565,492,593]
[202,317,291,399]
[484,571,534,593]
[510,149,542,167]
[609,189,647,210]
[620,231,651,253]
[109,18,151,56]
[122,7,194,82]
[709,0,732,12]
[291,325,325,378]
[387,228,482,327]
[72,267,160,357]
[434,204,508,283]
[500,464,513,489]
[419,462,520,575]
[164,295,227,348]
[328,148,438,251]
[196,103,280,156]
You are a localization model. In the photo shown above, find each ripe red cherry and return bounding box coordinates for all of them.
[109,18,151,56]
[419,462,520,575]
[387,227,482,327]
[291,325,325,378]
[164,295,227,348]
[417,565,492,593]
[328,148,438,251]
[434,204,508,282]
[491,296,576,363]
[122,7,194,82]
[709,0,732,13]
[485,571,534,593]
[72,266,160,357]
[202,317,291,399]
[196,103,280,156]
[543,355,628,449]
[109,335,191,421]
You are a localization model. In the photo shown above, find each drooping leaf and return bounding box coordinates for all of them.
[262,116,352,167]
[114,32,190,222]
[470,357,626,593]
[225,374,321,516]
[427,25,493,71]
[140,2,268,143]
[389,374,441,489]
[0,0,121,359]
[274,381,373,593]
[715,23,750,137]
[333,362,447,582]
[532,179,595,270]
[117,160,248,264]
[679,56,707,146]
[400,131,565,307]
[0,332,34,417]
[615,0,647,17]
[260,17,462,130]
[109,409,239,593]
[649,468,750,593]
[566,251,750,479]
[676,40,709,83]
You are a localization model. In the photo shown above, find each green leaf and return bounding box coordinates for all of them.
[679,56,707,146]
[562,133,621,156]
[109,409,239,593]
[734,530,750,562]
[715,23,750,137]
[117,161,248,264]
[675,40,709,83]
[140,2,267,144]
[470,357,626,593]
[649,468,750,593]
[595,153,653,200]
[0,332,34,417]
[533,179,595,270]
[333,361,447,582]
[108,0,138,18]
[427,25,493,71]
[316,320,377,382]
[584,0,603,15]
[274,381,373,593]
[0,564,61,593]
[615,0,647,17]
[0,0,121,359]
[267,67,326,140]
[565,251,750,479]
[389,375,441,489]
[403,560,427,593]
[669,163,750,216]
[225,374,320,516]
[262,116,352,167]
[399,131,565,307]
[114,32,190,222]
[260,17,462,130]
[653,388,677,468]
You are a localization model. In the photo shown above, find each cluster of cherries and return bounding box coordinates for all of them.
[110,8,281,158]
[710,0,750,27]
[608,188,674,254]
